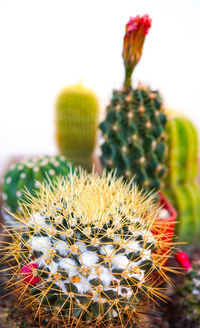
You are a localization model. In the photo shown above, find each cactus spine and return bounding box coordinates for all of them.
[2,171,174,327]
[163,113,200,242]
[2,155,74,214]
[55,84,99,170]
[99,16,167,194]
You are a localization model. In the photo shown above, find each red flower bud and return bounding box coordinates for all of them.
[20,263,41,285]
[122,14,152,88]
[175,251,192,272]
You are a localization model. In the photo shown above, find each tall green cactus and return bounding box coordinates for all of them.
[100,15,167,194]
[55,84,99,170]
[163,114,200,242]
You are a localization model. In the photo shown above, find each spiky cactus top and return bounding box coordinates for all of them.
[2,155,74,213]
[100,15,167,193]
[3,172,173,327]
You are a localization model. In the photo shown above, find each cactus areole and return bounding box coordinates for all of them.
[4,171,174,327]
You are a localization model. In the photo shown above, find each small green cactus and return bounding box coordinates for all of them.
[2,171,174,327]
[2,155,74,214]
[163,113,200,243]
[100,15,167,194]
[175,251,200,328]
[55,83,99,170]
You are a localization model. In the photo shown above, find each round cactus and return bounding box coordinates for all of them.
[3,171,174,327]
[55,83,99,170]
[2,155,74,213]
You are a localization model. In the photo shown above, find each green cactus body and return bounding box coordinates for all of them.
[163,114,200,242]
[178,267,200,326]
[2,155,74,213]
[100,87,167,193]
[3,172,174,327]
[165,116,199,185]
[55,84,99,170]
[163,183,200,242]
[99,16,167,194]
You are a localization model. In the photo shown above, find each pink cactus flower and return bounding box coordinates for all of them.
[20,263,41,285]
[175,251,192,272]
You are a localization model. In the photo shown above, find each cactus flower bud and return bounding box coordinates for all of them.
[123,15,152,88]
[175,251,192,272]
[20,263,41,285]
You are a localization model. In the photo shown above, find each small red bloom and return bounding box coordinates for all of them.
[175,251,192,272]
[20,263,41,285]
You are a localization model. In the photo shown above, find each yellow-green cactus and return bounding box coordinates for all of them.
[55,84,99,170]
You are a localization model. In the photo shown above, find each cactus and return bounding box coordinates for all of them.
[163,113,200,242]
[174,251,200,327]
[165,115,198,185]
[163,183,200,242]
[2,171,174,327]
[55,83,99,170]
[2,155,74,214]
[99,15,167,194]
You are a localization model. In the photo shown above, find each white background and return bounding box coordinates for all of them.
[0,0,200,173]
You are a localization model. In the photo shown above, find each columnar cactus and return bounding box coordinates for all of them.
[165,115,198,185]
[163,114,200,242]
[55,83,99,170]
[100,15,167,194]
[2,155,74,213]
[3,171,174,327]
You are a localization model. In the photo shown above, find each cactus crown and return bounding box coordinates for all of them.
[3,171,173,327]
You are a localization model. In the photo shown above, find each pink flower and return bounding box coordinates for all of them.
[123,15,152,88]
[20,263,41,285]
[175,251,192,272]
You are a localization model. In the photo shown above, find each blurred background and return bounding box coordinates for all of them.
[0,0,200,172]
